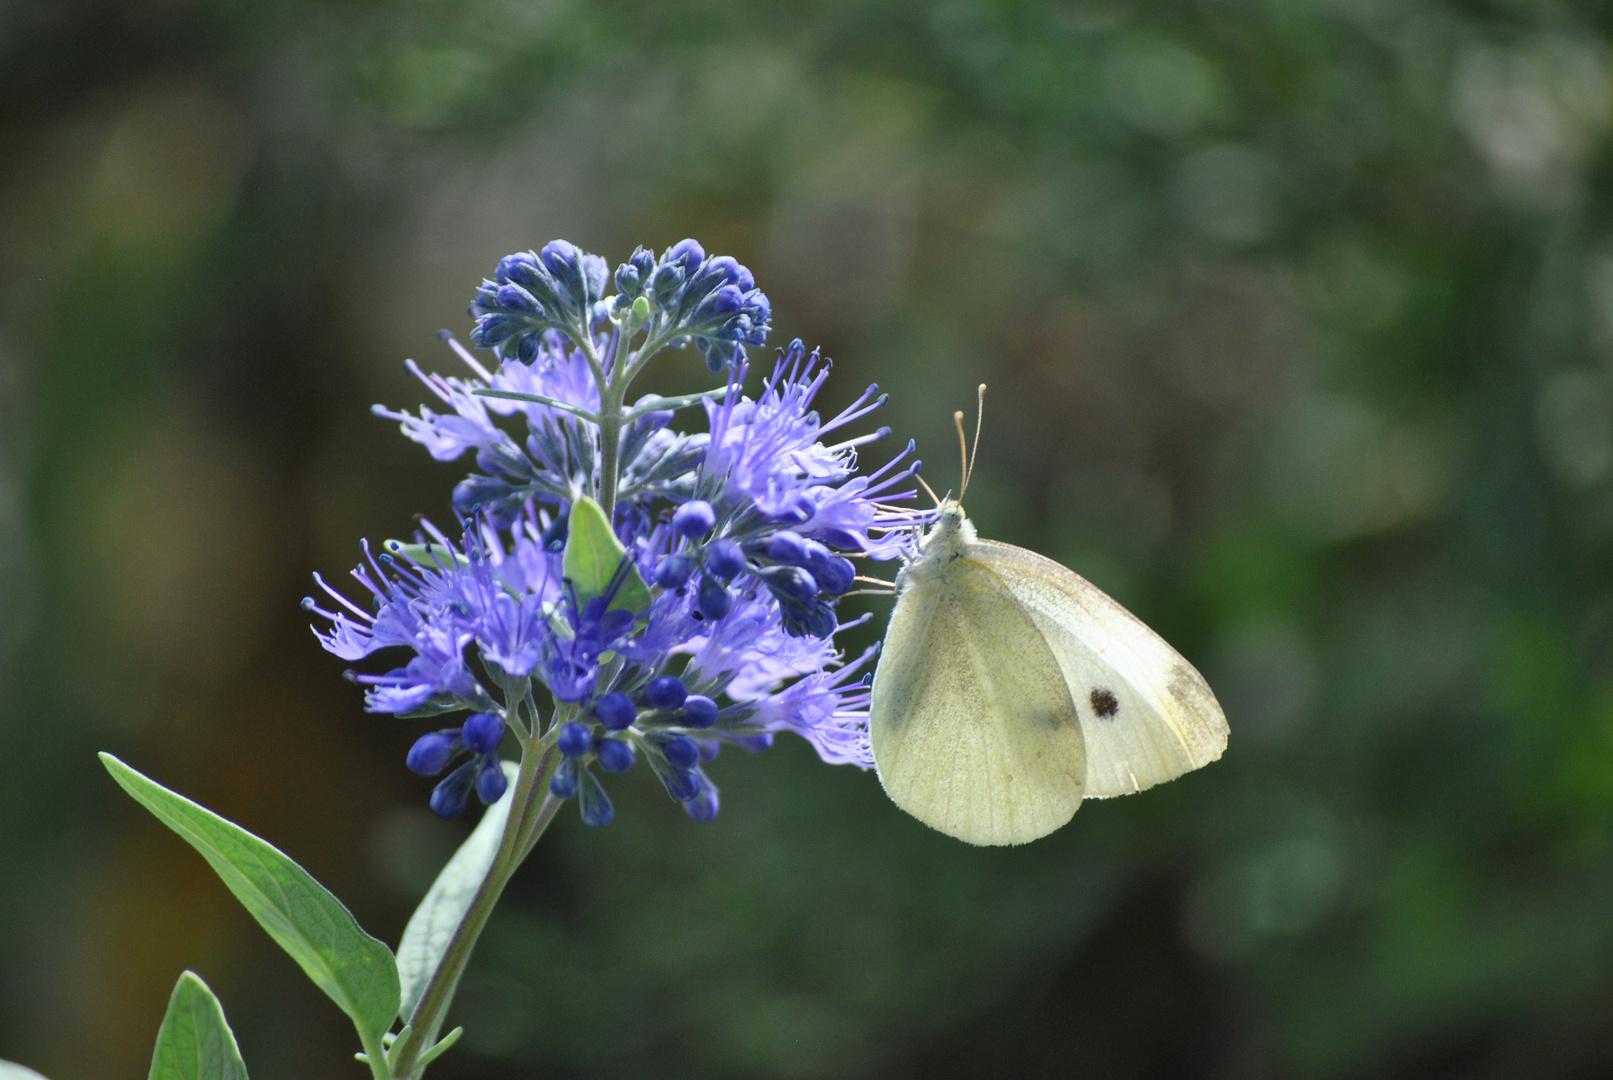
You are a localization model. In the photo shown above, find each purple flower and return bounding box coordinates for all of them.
[309,241,931,823]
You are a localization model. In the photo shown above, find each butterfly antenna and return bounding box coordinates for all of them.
[916,472,943,507]
[953,384,987,499]
[953,410,969,499]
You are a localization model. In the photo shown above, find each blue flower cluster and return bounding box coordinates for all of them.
[307,241,924,826]
[470,238,771,372]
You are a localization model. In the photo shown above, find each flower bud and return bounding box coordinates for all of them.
[665,767,702,802]
[579,770,614,827]
[683,779,720,822]
[654,554,695,589]
[697,574,734,620]
[818,555,857,596]
[644,676,688,710]
[673,500,716,538]
[665,238,705,272]
[430,762,477,818]
[704,538,746,579]
[461,713,504,755]
[661,734,700,770]
[550,758,580,799]
[406,732,457,776]
[476,761,509,804]
[681,694,718,729]
[762,564,819,603]
[764,530,808,565]
[558,721,595,757]
[594,691,637,731]
[596,738,636,773]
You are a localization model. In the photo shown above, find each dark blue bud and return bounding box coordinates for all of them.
[644,676,688,710]
[704,255,743,285]
[696,574,733,620]
[747,290,771,324]
[558,721,594,757]
[817,555,857,596]
[495,252,539,285]
[496,283,543,314]
[596,737,636,773]
[594,691,637,731]
[763,565,820,603]
[515,333,541,364]
[651,263,685,301]
[710,283,745,314]
[704,538,746,579]
[764,530,808,565]
[578,769,614,827]
[630,246,656,278]
[666,238,705,272]
[802,541,843,593]
[613,262,641,297]
[696,738,721,763]
[550,757,580,799]
[430,761,477,818]
[461,712,504,755]
[681,695,718,729]
[661,734,700,770]
[683,779,720,822]
[736,265,755,291]
[665,767,702,802]
[539,239,580,279]
[407,732,457,776]
[673,500,716,538]
[654,554,695,589]
[477,760,509,804]
[472,313,523,344]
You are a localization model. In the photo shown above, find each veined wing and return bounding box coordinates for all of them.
[870,555,1085,846]
[968,539,1227,798]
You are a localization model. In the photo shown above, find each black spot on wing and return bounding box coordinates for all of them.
[1090,688,1119,719]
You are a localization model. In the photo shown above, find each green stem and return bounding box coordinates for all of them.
[388,741,560,1079]
[358,1026,392,1080]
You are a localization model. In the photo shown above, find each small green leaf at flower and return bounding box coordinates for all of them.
[99,754,401,1047]
[396,761,518,1023]
[562,496,651,613]
[146,972,248,1080]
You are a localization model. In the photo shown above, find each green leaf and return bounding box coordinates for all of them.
[562,496,651,613]
[147,972,248,1080]
[99,754,400,1045]
[395,762,518,1023]
[0,1060,51,1080]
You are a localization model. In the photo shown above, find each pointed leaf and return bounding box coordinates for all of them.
[396,763,518,1022]
[99,754,400,1044]
[0,1060,51,1080]
[147,972,248,1080]
[562,496,651,613]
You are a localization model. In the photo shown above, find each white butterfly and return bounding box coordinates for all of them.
[869,390,1228,846]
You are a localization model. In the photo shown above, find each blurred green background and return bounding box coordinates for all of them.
[4,0,1613,1077]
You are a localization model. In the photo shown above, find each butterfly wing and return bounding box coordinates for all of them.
[870,555,1086,846]
[968,539,1227,798]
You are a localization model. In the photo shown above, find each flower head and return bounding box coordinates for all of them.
[309,241,928,823]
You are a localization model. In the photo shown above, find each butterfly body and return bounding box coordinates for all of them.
[869,499,1227,846]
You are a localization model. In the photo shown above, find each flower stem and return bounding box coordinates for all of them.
[388,739,561,1079]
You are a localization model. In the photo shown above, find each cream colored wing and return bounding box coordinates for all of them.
[870,556,1085,846]
[967,539,1227,798]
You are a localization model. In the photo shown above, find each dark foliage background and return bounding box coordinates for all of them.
[5,1,1613,1077]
